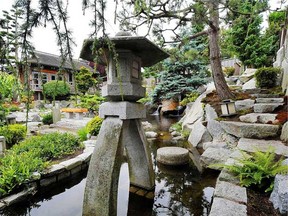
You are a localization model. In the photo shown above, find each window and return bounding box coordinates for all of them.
[132,60,139,78]
[51,75,56,80]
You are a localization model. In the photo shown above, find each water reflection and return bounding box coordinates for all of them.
[0,115,218,216]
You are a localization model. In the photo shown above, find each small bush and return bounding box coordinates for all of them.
[0,124,26,148]
[42,113,53,125]
[255,67,281,89]
[86,116,103,136]
[43,81,70,99]
[8,104,20,112]
[223,67,235,77]
[211,149,288,192]
[180,92,200,106]
[0,132,83,195]
[170,122,182,133]
[77,127,88,141]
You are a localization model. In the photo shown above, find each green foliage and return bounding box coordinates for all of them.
[77,127,88,141]
[75,66,97,94]
[0,132,82,195]
[223,67,235,77]
[75,94,105,114]
[42,113,53,125]
[180,91,200,106]
[43,81,70,99]
[212,149,288,192]
[170,122,182,133]
[0,73,19,102]
[224,1,278,67]
[8,104,20,112]
[86,116,103,136]
[0,124,26,148]
[255,67,281,88]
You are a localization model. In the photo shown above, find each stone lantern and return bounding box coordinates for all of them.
[80,32,169,216]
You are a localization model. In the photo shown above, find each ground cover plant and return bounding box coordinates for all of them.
[86,116,103,136]
[0,132,83,196]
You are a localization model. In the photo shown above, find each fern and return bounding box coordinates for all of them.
[212,148,288,192]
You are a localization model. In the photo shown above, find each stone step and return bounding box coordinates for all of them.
[220,121,280,139]
[239,113,277,124]
[200,147,232,170]
[255,98,284,103]
[253,103,283,113]
[237,138,288,157]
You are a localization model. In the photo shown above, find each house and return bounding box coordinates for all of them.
[19,51,94,100]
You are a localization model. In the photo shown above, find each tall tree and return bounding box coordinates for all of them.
[119,0,235,99]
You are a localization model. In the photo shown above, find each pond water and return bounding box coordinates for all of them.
[1,115,219,216]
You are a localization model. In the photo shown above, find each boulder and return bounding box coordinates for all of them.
[156,147,189,165]
[188,121,212,147]
[235,99,255,111]
[203,141,228,150]
[242,78,256,90]
[220,121,280,139]
[280,122,288,142]
[239,68,257,83]
[141,121,153,131]
[269,173,288,214]
[239,113,277,124]
[254,103,284,113]
[200,147,232,169]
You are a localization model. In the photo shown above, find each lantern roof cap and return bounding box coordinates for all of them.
[80,33,169,67]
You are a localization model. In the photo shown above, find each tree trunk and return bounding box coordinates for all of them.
[208,1,234,100]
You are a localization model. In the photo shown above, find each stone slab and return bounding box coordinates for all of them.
[59,157,83,170]
[280,122,288,142]
[202,141,228,150]
[256,98,284,103]
[218,170,240,185]
[188,121,212,147]
[76,152,92,163]
[99,101,146,119]
[209,197,247,216]
[254,103,284,113]
[43,164,66,177]
[237,138,288,157]
[239,113,277,123]
[214,180,247,204]
[220,121,280,139]
[2,187,36,206]
[156,147,189,165]
[235,99,255,111]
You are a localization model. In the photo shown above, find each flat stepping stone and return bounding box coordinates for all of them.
[256,98,284,103]
[156,147,189,165]
[251,94,280,98]
[214,181,247,204]
[237,138,288,157]
[254,103,283,113]
[220,121,280,139]
[239,113,277,123]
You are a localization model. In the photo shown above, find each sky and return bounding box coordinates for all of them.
[0,0,121,58]
[0,0,287,59]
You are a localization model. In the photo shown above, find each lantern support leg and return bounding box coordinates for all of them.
[83,117,123,216]
[122,119,155,190]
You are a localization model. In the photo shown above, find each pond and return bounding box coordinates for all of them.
[0,115,219,216]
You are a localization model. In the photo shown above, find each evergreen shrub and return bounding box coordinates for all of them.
[42,113,53,125]
[254,67,281,88]
[86,116,103,136]
[0,124,26,148]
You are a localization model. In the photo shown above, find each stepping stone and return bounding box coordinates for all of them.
[239,113,277,123]
[220,121,280,139]
[237,138,288,157]
[156,147,189,165]
[254,103,283,113]
[256,98,284,103]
